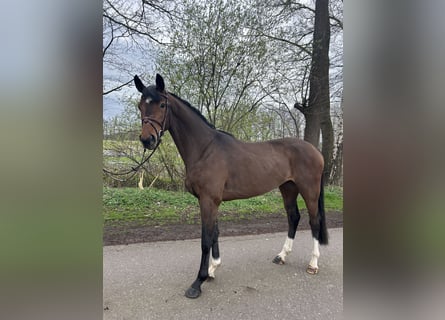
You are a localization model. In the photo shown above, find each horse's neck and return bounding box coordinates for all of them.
[168,100,216,168]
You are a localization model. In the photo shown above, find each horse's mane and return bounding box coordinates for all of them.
[141,83,233,137]
[170,93,234,137]
[156,92,233,137]
[170,93,215,129]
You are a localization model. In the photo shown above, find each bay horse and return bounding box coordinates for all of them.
[134,74,328,299]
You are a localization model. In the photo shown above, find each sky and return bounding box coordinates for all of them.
[103,44,156,120]
[103,93,125,119]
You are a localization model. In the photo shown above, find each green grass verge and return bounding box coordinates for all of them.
[103,186,343,225]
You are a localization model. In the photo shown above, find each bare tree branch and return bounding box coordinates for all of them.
[103,78,133,96]
[253,30,312,55]
[329,15,343,29]
[142,0,179,19]
[103,11,164,44]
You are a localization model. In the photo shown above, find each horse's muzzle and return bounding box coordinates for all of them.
[140,134,157,150]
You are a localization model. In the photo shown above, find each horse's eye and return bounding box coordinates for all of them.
[160,103,165,109]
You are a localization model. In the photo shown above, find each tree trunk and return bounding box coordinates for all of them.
[330,139,343,185]
[303,112,321,147]
[321,112,334,182]
[295,0,332,181]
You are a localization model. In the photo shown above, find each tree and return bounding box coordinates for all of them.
[245,0,342,183]
[155,0,276,136]
[330,93,343,185]
[294,0,334,182]
[103,0,176,96]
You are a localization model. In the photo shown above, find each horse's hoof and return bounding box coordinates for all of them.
[306,265,319,275]
[272,255,284,265]
[185,287,201,299]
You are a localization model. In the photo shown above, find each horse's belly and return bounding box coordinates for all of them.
[222,188,273,201]
[222,174,287,201]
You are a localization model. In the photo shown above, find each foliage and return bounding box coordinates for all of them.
[156,0,276,138]
[103,134,185,189]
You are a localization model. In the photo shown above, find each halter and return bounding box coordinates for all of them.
[102,91,169,182]
[141,94,169,145]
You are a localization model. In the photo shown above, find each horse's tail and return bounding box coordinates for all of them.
[318,174,329,245]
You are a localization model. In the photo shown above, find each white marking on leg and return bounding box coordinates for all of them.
[208,257,221,278]
[277,237,294,262]
[308,238,320,269]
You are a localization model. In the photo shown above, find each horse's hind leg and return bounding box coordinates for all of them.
[300,180,328,275]
[273,181,300,265]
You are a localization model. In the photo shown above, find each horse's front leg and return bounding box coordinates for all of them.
[208,220,221,279]
[185,196,219,299]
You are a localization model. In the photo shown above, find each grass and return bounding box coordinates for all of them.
[103,185,343,225]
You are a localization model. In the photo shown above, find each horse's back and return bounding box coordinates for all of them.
[245,137,323,170]
[272,137,324,167]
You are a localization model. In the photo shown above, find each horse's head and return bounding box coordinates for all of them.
[134,74,169,150]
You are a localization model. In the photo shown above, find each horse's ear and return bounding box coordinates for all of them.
[155,74,165,92]
[134,75,145,93]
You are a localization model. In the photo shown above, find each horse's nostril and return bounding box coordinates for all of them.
[139,134,157,149]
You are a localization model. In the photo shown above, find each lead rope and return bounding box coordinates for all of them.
[102,143,161,182]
